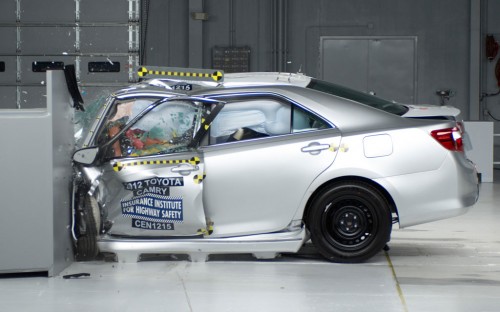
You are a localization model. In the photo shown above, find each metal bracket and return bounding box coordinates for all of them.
[75,0,81,22]
[129,0,140,22]
[191,12,209,21]
[129,25,140,52]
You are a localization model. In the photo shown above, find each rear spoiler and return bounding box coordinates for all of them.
[63,65,85,111]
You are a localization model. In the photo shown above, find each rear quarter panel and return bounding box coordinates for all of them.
[294,123,462,226]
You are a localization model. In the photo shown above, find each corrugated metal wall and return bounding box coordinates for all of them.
[0,0,140,109]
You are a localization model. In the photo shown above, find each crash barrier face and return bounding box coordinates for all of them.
[0,70,75,276]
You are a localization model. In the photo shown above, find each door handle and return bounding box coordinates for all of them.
[171,164,198,175]
[301,142,330,155]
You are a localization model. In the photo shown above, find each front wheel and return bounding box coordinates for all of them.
[75,192,100,261]
[307,181,392,263]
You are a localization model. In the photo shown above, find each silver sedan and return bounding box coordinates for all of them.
[72,81,479,263]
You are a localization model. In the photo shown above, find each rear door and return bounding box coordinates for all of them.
[200,94,341,237]
[95,97,221,237]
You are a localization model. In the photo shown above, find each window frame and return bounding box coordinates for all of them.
[204,92,333,146]
[95,96,162,148]
[99,98,204,160]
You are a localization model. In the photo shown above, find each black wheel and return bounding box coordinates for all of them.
[75,192,100,261]
[307,181,392,263]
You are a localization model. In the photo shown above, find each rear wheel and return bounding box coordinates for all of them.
[307,181,392,263]
[75,192,100,261]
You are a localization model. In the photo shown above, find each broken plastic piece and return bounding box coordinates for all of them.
[62,273,91,279]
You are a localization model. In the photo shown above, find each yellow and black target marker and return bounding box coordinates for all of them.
[193,173,206,184]
[190,104,226,147]
[113,156,201,172]
[330,143,349,153]
[137,66,224,82]
[201,118,211,131]
[197,221,214,236]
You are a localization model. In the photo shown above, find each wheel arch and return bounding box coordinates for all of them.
[302,176,399,226]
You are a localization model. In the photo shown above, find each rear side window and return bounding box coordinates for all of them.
[292,106,329,133]
[209,98,330,144]
[307,78,409,116]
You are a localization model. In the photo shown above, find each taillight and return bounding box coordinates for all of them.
[431,127,464,152]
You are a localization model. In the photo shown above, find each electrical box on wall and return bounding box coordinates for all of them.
[212,46,251,73]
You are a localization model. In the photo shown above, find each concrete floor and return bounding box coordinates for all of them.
[0,181,499,312]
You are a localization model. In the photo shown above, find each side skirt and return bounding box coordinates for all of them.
[97,227,307,263]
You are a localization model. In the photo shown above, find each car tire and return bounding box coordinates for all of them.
[75,193,100,261]
[307,181,392,263]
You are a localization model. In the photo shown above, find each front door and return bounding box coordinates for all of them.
[95,98,215,237]
[103,152,206,237]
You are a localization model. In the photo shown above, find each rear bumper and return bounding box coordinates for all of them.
[376,156,479,228]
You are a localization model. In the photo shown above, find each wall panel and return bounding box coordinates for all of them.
[0,0,140,109]
[20,27,76,54]
[0,28,17,54]
[21,0,75,23]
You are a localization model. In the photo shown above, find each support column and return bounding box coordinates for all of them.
[469,0,482,120]
[188,0,204,68]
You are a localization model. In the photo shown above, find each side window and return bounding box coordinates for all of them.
[210,99,292,144]
[292,106,330,133]
[97,98,157,146]
[208,99,332,144]
[105,101,203,158]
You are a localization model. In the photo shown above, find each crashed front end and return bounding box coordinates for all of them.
[71,90,220,260]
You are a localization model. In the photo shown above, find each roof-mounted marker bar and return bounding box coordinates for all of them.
[136,66,224,82]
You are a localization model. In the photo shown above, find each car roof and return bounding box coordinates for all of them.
[109,71,458,125]
[223,72,311,87]
[128,73,411,116]
[120,72,311,93]
[112,83,184,98]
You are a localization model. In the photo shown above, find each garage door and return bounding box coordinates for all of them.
[0,0,140,109]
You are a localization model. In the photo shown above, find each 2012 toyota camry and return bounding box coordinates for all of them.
[72,68,479,263]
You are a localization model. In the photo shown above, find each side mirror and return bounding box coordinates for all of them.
[73,147,99,165]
